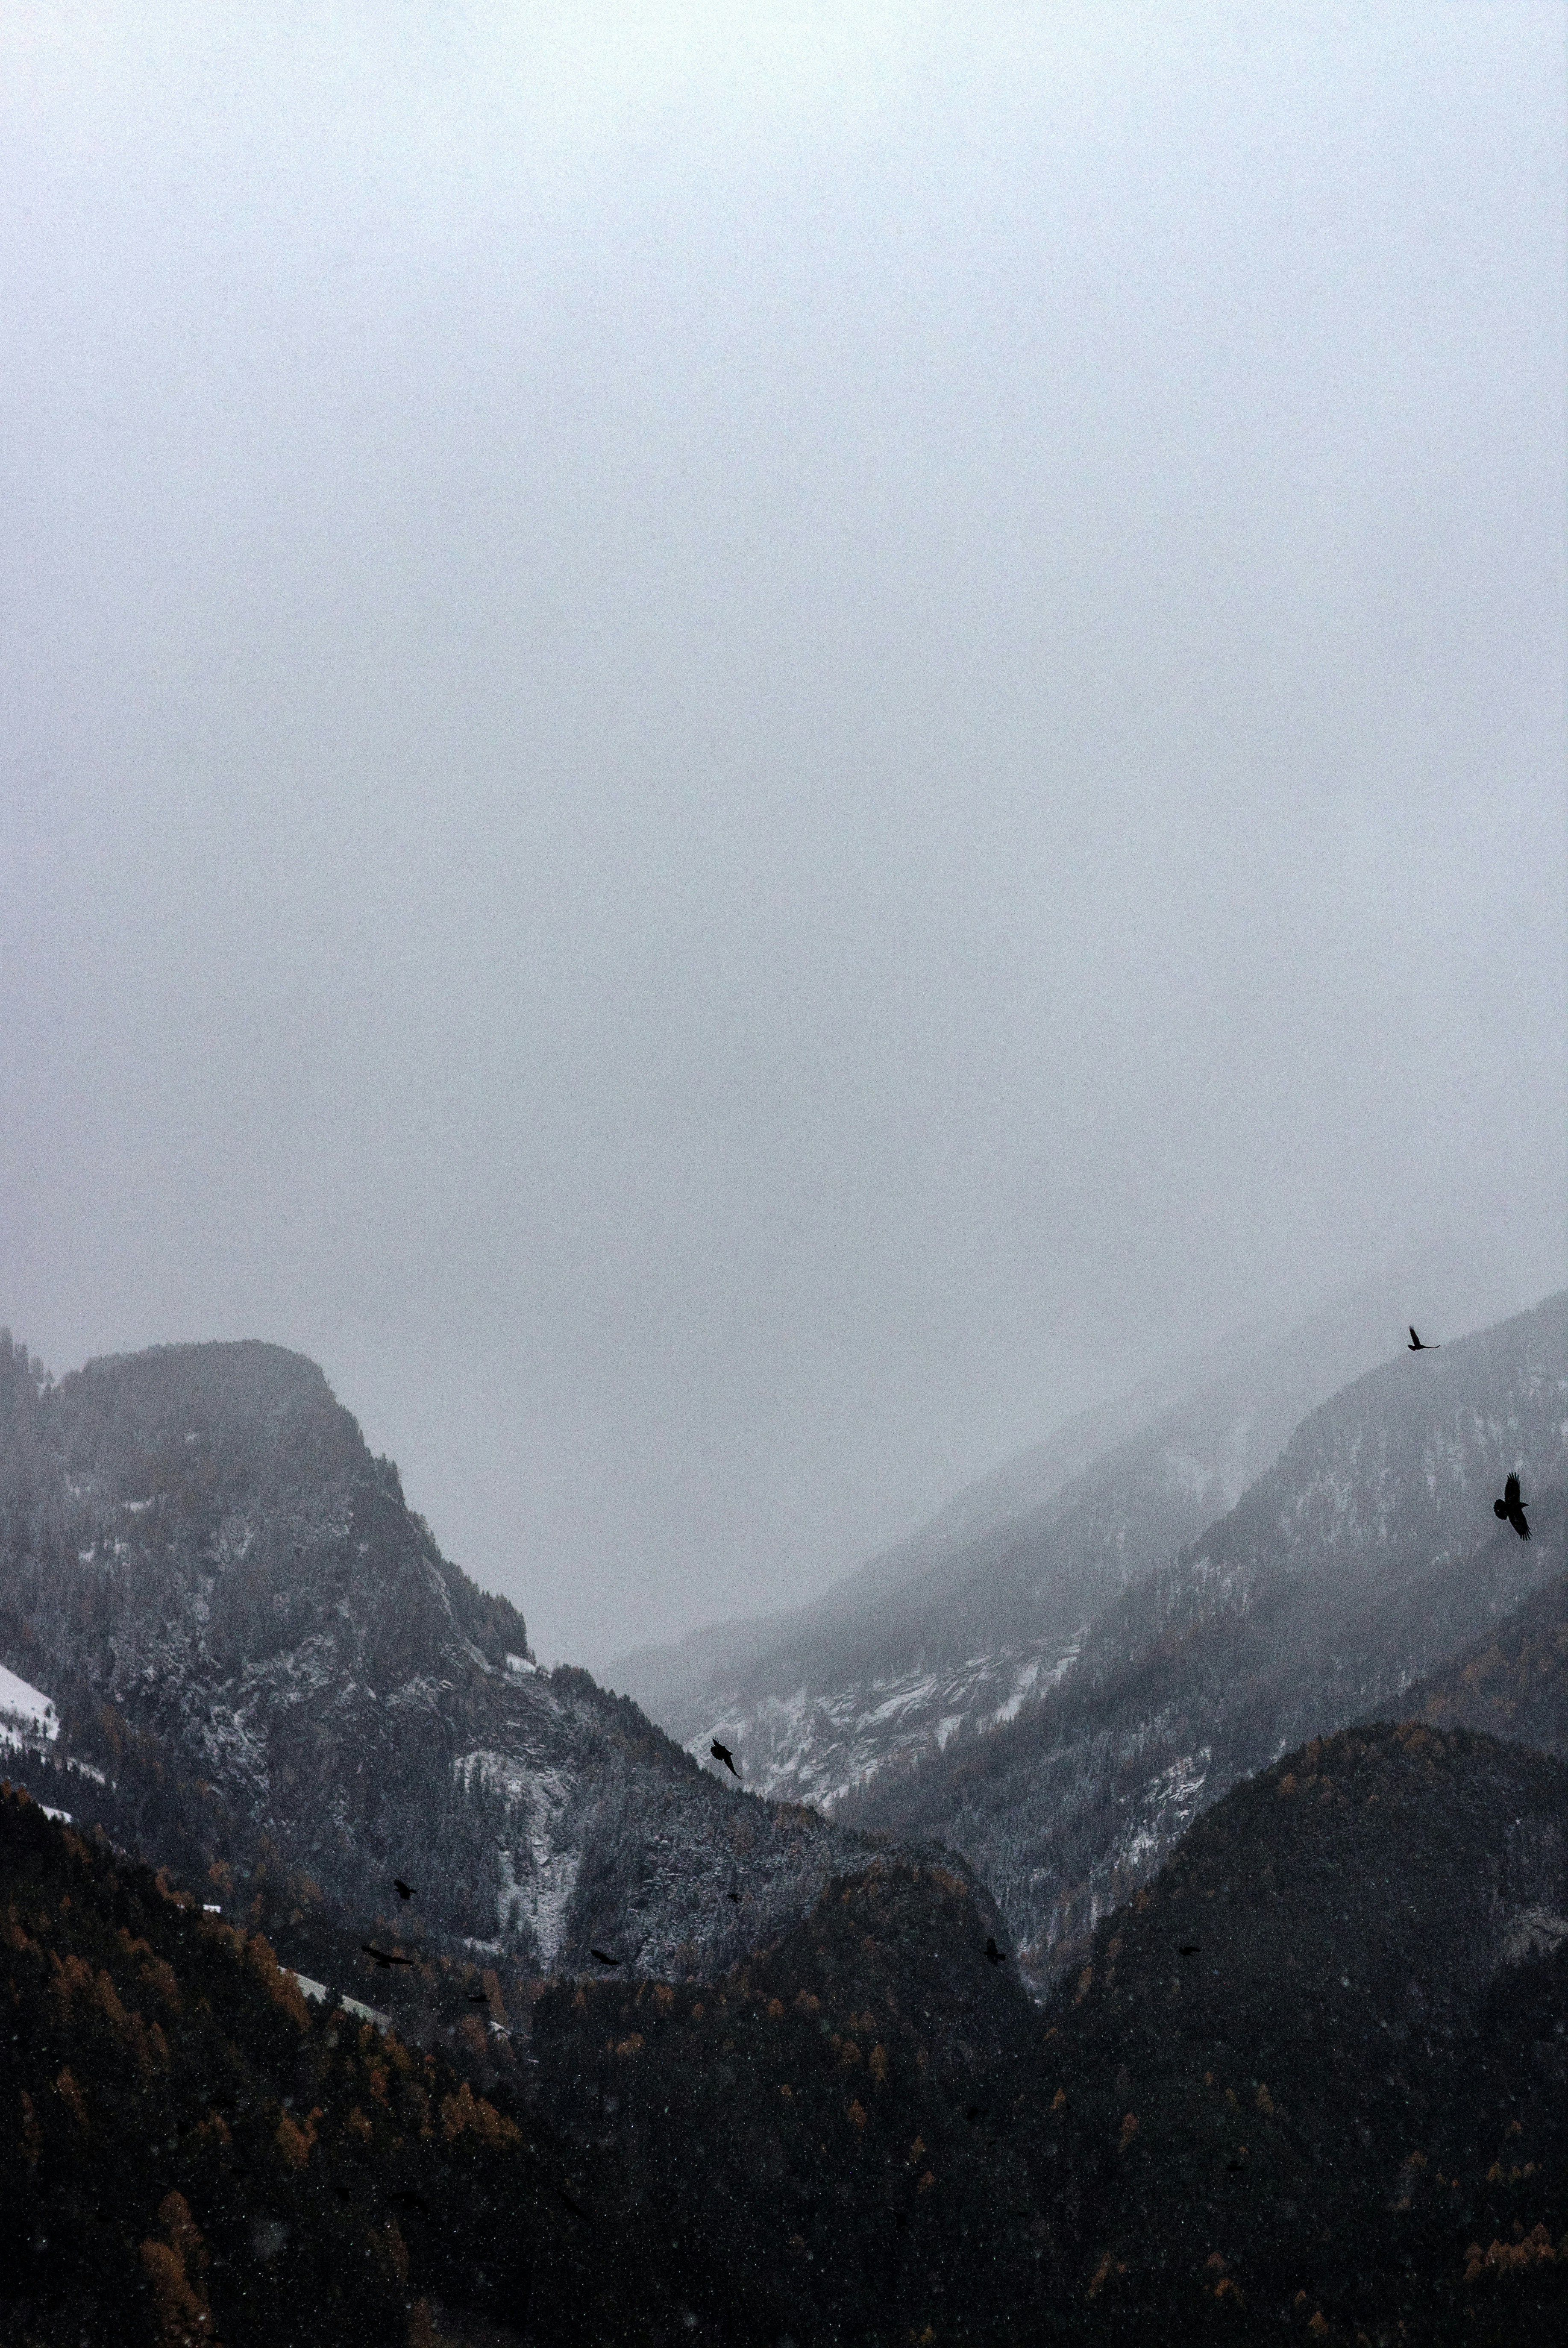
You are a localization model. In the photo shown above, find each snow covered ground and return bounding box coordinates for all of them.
[291,1971,391,2030]
[0,1662,58,1746]
[687,1633,1085,1810]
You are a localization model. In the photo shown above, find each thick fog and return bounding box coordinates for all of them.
[1,6,1563,1665]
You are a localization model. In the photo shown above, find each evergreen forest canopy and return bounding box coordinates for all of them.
[3,1722,1565,2345]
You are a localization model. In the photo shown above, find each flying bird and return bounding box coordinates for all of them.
[1179,1944,1200,1958]
[393,1878,417,1900]
[710,1738,739,1776]
[466,1989,490,2004]
[1494,1472,1531,1541]
[725,1888,741,1903]
[984,1937,1007,1966]
[361,1943,415,1969]
[590,1948,623,1967]
[1407,1327,1439,1351]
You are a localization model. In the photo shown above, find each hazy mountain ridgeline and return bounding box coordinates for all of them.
[614,1265,1558,1811]
[1401,1572,1567,1758]
[608,1347,1209,1721]
[844,1292,1568,1974]
[0,1335,872,1985]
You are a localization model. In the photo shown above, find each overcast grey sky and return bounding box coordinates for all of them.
[2,4,1564,1664]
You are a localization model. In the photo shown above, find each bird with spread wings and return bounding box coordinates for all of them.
[1494,1471,1531,1541]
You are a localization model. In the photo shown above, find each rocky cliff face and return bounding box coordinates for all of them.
[843,1292,1568,1976]
[0,1335,867,1977]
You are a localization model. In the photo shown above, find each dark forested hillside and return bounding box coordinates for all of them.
[0,1334,868,1985]
[521,1726,1568,2345]
[0,1781,610,2348]
[8,1722,1563,2345]
[844,1295,1567,1972]
[532,1857,1042,2347]
[1024,1722,1568,2345]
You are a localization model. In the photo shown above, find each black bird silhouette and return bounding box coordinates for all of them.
[1494,1471,1531,1541]
[333,2184,352,2203]
[710,1738,739,1776]
[984,1937,1006,1966]
[361,1943,415,1969]
[393,1878,417,1900]
[590,1948,623,1967]
[1407,1326,1439,1351]
[466,1988,490,2004]
[1179,1943,1200,1957]
[1226,2158,1245,2174]
[965,2104,986,2122]
[725,1888,741,1903]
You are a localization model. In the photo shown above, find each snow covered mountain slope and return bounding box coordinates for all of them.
[0,1333,869,1977]
[844,1290,1568,1978]
[618,1266,1545,1809]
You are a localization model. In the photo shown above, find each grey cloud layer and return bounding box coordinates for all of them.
[1,5,1563,1659]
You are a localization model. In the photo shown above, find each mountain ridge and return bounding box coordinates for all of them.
[0,1331,886,1990]
[843,1291,1568,1974]
[618,1277,1566,1815]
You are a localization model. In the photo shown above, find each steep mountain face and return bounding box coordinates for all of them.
[617,1276,1557,1811]
[844,1293,1568,1975]
[1402,1572,1568,1756]
[0,1335,867,1981]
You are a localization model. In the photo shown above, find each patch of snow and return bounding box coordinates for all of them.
[456,1748,582,1968]
[0,1663,58,1744]
[1503,1907,1568,1966]
[291,1972,390,2030]
[1116,1748,1213,1876]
